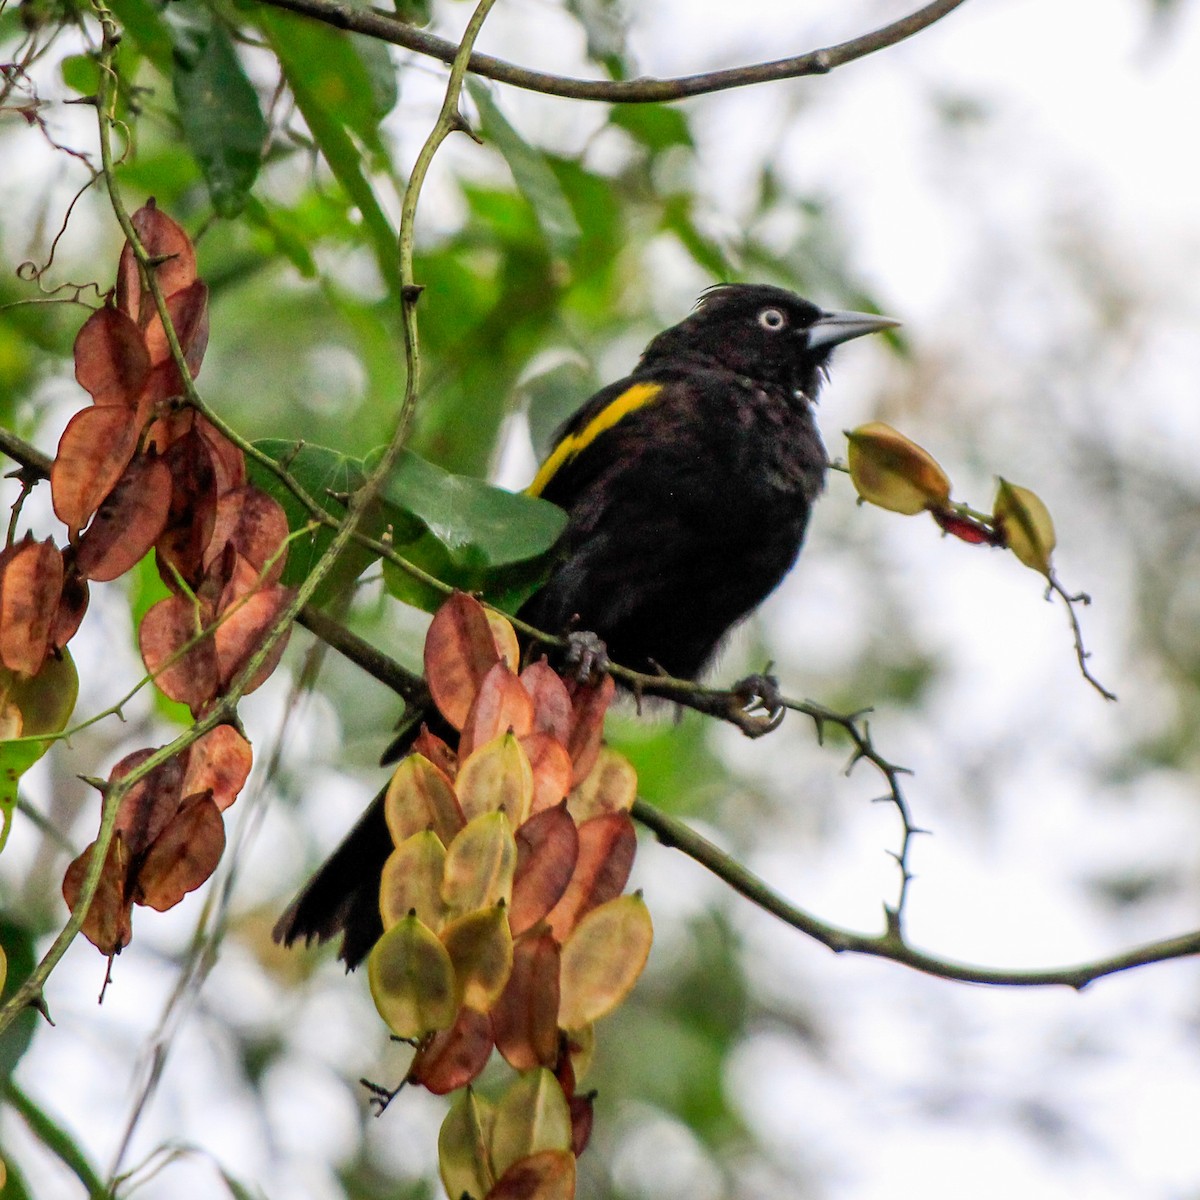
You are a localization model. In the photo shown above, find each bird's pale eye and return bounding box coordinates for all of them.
[758,307,786,331]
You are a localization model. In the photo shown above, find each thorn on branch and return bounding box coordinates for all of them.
[450,109,482,143]
[30,993,54,1025]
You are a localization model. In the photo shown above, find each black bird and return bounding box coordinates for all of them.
[275,283,897,967]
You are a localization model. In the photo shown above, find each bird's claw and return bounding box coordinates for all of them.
[732,671,785,736]
[564,629,610,684]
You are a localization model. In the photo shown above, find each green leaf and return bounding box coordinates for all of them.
[240,196,318,278]
[259,10,406,304]
[0,1153,31,1200]
[0,652,78,853]
[3,1082,107,1198]
[609,103,694,154]
[165,1,266,217]
[392,0,432,21]
[662,195,735,280]
[469,81,581,257]
[60,54,101,96]
[248,440,387,605]
[367,447,566,613]
[256,10,397,155]
[0,917,37,1085]
[352,34,401,135]
[368,913,458,1038]
[107,0,174,69]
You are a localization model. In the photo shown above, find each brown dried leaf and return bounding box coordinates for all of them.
[145,406,196,456]
[409,1005,494,1095]
[74,452,173,582]
[51,407,140,539]
[487,1150,576,1200]
[141,281,210,403]
[510,803,578,937]
[213,577,292,694]
[110,747,185,856]
[412,725,459,781]
[491,929,562,1072]
[565,674,615,785]
[117,200,197,324]
[74,305,150,408]
[521,660,573,743]
[485,610,521,672]
[50,564,89,651]
[183,723,252,812]
[156,427,219,590]
[544,812,636,943]
[424,592,506,730]
[62,837,133,956]
[568,1093,594,1158]
[203,485,289,585]
[0,537,63,677]
[459,661,536,759]
[138,591,220,709]
[520,732,574,818]
[136,792,225,911]
[195,417,246,495]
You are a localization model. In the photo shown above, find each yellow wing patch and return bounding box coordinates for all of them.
[526,381,664,497]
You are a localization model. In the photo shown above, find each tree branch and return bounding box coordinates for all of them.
[296,604,428,707]
[251,0,970,103]
[632,798,1200,989]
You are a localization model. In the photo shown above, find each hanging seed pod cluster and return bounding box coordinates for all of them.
[367,593,653,1200]
[0,200,295,953]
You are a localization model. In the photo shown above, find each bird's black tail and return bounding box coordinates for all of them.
[272,786,392,969]
[272,706,449,970]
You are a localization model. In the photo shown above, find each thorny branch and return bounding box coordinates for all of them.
[632,800,1200,989]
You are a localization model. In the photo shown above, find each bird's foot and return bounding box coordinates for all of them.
[731,671,786,737]
[564,629,610,684]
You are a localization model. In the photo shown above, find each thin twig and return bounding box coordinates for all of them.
[1047,573,1117,702]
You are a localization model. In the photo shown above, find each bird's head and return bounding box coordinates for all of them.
[643,282,899,399]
